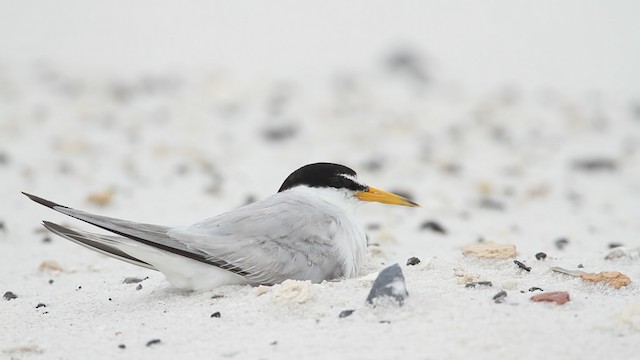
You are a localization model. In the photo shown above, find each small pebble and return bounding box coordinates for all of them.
[366,223,381,231]
[36,303,46,308]
[529,287,544,292]
[86,189,114,206]
[211,311,221,318]
[211,294,225,299]
[339,309,355,318]
[146,339,161,347]
[493,291,507,303]
[3,291,17,300]
[609,242,624,249]
[577,264,584,268]
[379,320,392,324]
[580,271,631,289]
[535,252,547,260]
[478,198,505,211]
[462,242,517,259]
[0,221,5,232]
[531,291,570,305]
[605,247,629,260]
[555,238,569,250]
[136,284,143,291]
[419,220,447,234]
[41,236,52,243]
[123,277,147,284]
[362,159,384,172]
[48,279,54,285]
[270,341,278,346]
[465,281,493,288]
[572,158,618,172]
[118,344,126,349]
[514,260,531,272]
[262,125,298,142]
[406,257,421,266]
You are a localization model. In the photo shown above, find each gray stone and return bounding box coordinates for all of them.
[366,264,408,306]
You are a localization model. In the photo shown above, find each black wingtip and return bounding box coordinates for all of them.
[22,192,66,209]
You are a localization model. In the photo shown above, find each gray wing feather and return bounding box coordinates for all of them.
[169,193,345,285]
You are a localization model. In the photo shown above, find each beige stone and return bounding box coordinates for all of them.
[462,242,517,259]
[272,280,313,304]
[38,260,63,272]
[580,271,631,289]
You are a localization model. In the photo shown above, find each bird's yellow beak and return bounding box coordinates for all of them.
[354,186,420,207]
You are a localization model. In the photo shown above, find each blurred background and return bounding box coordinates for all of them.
[1,1,639,261]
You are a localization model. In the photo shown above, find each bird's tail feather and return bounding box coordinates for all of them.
[42,221,157,270]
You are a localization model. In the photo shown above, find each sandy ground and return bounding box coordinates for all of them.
[1,2,640,359]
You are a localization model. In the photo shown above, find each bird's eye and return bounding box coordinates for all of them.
[329,177,345,188]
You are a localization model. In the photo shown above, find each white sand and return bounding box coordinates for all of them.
[1,2,640,359]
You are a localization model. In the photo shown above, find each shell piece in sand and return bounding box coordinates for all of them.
[462,242,517,259]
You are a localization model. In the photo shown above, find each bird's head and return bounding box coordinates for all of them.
[278,163,420,209]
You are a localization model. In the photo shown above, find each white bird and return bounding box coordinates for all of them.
[24,162,418,290]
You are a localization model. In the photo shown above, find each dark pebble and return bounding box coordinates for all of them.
[123,277,148,284]
[384,48,430,85]
[419,220,447,234]
[609,243,624,249]
[555,238,569,250]
[118,344,126,349]
[379,320,392,324]
[577,264,584,268]
[108,298,112,301]
[529,287,544,292]
[366,223,381,231]
[465,281,493,288]
[406,257,421,266]
[572,158,618,172]
[363,159,384,172]
[339,309,355,318]
[3,291,17,300]
[76,286,82,291]
[244,195,257,205]
[493,291,507,303]
[211,311,221,318]
[514,260,531,272]
[535,252,547,260]
[42,236,52,243]
[270,341,278,346]
[36,303,46,308]
[146,339,161,347]
[211,295,225,299]
[478,198,505,211]
[136,284,143,291]
[262,125,298,142]
[0,221,5,232]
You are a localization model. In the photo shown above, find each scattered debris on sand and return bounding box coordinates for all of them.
[462,242,517,259]
[531,291,570,305]
[366,264,408,306]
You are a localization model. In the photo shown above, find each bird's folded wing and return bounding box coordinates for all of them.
[168,194,345,285]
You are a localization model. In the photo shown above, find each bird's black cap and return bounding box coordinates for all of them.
[278,163,368,193]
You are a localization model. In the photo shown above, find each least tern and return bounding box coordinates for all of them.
[24,162,418,290]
